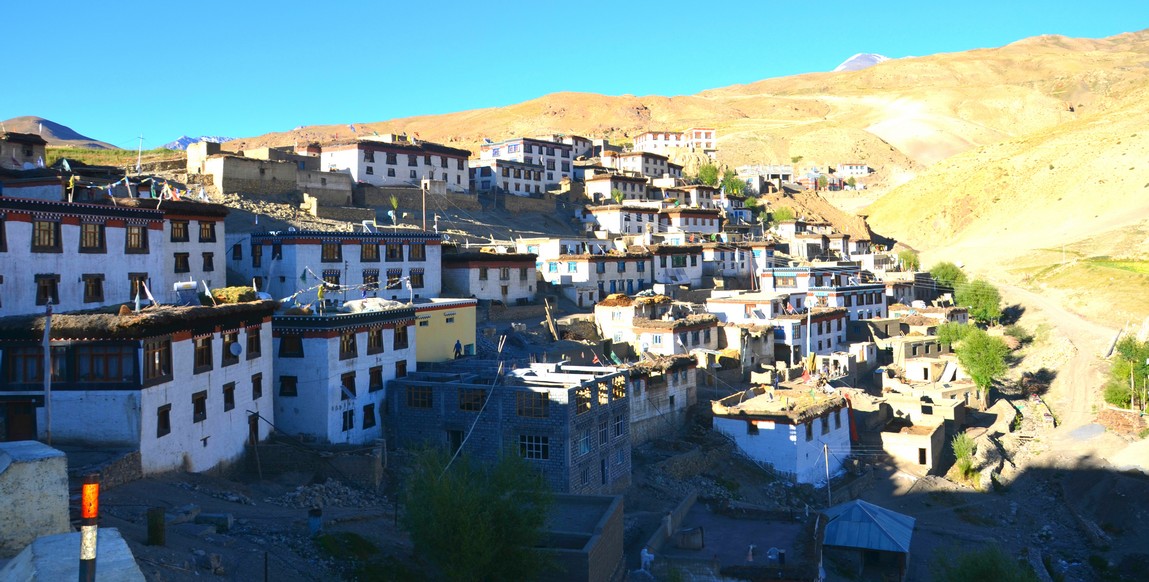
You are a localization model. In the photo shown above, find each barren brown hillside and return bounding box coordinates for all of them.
[226,29,1149,191]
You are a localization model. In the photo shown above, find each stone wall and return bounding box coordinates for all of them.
[71,450,142,491]
[358,184,483,214]
[205,156,298,196]
[298,170,354,206]
[483,303,545,322]
[246,442,385,490]
[501,193,556,214]
[0,442,71,558]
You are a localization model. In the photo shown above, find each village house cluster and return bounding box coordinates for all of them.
[3,125,953,580]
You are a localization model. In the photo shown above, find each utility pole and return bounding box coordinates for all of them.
[824,443,831,507]
[43,302,52,445]
[136,135,144,176]
[421,181,427,231]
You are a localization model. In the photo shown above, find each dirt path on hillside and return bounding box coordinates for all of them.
[995,283,1144,470]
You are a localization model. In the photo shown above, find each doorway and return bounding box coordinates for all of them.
[3,402,37,441]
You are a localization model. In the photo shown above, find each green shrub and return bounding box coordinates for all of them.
[1103,383,1132,408]
[1004,325,1034,344]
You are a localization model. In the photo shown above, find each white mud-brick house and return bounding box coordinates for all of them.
[705,291,792,325]
[389,362,632,495]
[594,293,673,352]
[320,136,471,193]
[701,243,754,280]
[546,134,593,158]
[624,355,697,444]
[478,137,573,187]
[659,208,722,240]
[584,173,651,204]
[772,307,849,366]
[537,251,653,308]
[805,283,889,322]
[117,199,230,299]
[441,251,537,304]
[468,158,546,197]
[888,304,969,325]
[663,185,719,209]
[0,132,47,171]
[643,244,703,287]
[272,306,415,445]
[580,204,661,235]
[227,230,442,305]
[0,301,277,473]
[599,151,679,181]
[632,128,717,157]
[0,197,165,317]
[836,162,871,178]
[712,387,850,484]
[631,314,720,357]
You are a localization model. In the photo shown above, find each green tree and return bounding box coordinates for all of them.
[955,328,1009,398]
[936,322,974,347]
[720,170,745,195]
[743,196,759,212]
[930,262,968,289]
[402,449,553,582]
[1105,337,1149,407]
[897,249,921,271]
[816,175,829,190]
[772,206,796,222]
[790,155,804,164]
[698,164,720,186]
[846,176,857,189]
[610,188,625,205]
[956,279,1002,325]
[951,433,976,480]
[933,546,1038,582]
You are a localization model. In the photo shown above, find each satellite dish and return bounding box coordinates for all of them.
[229,343,243,357]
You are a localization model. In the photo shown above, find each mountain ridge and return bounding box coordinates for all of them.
[0,116,116,149]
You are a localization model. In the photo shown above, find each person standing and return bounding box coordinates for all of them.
[454,339,463,359]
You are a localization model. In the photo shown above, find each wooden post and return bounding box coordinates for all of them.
[146,507,166,546]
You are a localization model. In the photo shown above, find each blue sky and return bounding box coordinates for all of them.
[1,1,1143,148]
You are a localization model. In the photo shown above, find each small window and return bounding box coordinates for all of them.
[125,225,149,254]
[31,221,61,253]
[221,331,240,367]
[340,372,356,400]
[395,359,407,378]
[170,220,189,242]
[361,243,380,262]
[82,274,104,303]
[79,223,106,253]
[614,414,625,437]
[223,382,236,411]
[279,376,298,397]
[369,366,384,392]
[231,243,243,261]
[199,222,217,242]
[279,333,304,357]
[363,404,377,429]
[192,391,208,423]
[193,336,213,373]
[156,404,172,437]
[394,325,409,349]
[339,332,358,360]
[385,243,403,261]
[407,385,432,408]
[519,435,549,460]
[251,243,263,267]
[805,421,813,442]
[321,242,342,262]
[252,373,263,400]
[35,274,60,305]
[202,252,215,272]
[367,328,384,354]
[459,388,486,412]
[144,338,172,383]
[246,326,262,359]
[341,409,355,431]
[516,391,548,418]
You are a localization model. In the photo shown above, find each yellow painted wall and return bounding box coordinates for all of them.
[415,302,477,363]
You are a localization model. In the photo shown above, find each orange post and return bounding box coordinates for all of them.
[79,473,100,582]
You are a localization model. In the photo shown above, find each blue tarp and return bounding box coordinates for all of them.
[822,499,915,554]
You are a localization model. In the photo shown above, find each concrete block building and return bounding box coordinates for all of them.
[441,251,537,304]
[388,361,631,495]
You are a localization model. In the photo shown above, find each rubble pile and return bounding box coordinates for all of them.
[175,481,256,505]
[1095,408,1147,436]
[264,478,386,509]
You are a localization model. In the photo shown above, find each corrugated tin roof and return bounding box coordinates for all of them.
[822,499,915,553]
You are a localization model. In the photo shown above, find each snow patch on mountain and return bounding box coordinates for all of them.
[163,135,234,150]
[833,53,890,73]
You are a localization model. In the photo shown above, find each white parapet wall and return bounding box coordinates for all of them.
[0,441,71,558]
[0,528,145,581]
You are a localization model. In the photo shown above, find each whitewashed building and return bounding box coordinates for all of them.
[478,137,573,186]
[441,251,537,304]
[0,197,165,316]
[659,208,722,237]
[663,185,719,209]
[773,307,850,365]
[580,204,661,235]
[633,128,717,157]
[646,244,704,287]
[119,199,230,300]
[599,151,679,181]
[584,173,651,204]
[701,243,754,280]
[712,388,850,484]
[625,355,697,444]
[227,230,442,305]
[271,306,415,445]
[536,251,653,308]
[320,137,471,193]
[0,301,277,473]
[468,158,547,196]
